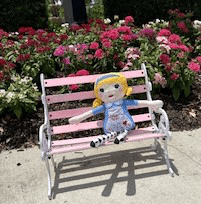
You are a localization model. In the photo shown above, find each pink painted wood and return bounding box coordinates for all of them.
[46,85,147,104]
[49,132,164,155]
[48,104,149,120]
[52,126,155,147]
[51,113,151,135]
[44,70,145,87]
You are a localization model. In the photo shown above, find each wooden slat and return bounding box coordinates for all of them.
[49,131,164,155]
[52,126,155,147]
[49,104,149,120]
[44,70,145,87]
[50,113,151,135]
[46,84,147,104]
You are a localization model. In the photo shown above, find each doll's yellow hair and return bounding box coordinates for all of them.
[93,73,133,107]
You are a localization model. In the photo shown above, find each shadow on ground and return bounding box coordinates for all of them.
[51,144,178,199]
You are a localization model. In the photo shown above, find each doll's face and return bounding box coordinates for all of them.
[98,82,125,103]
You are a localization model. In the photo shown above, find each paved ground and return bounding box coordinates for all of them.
[1,128,201,204]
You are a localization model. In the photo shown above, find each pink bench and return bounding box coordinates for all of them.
[39,63,174,199]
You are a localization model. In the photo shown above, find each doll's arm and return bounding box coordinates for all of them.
[69,110,94,124]
[138,100,163,112]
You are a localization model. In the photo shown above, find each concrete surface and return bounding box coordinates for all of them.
[0,128,201,204]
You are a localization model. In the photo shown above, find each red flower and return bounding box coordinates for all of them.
[0,58,7,67]
[62,58,71,65]
[170,73,180,80]
[16,54,30,62]
[89,42,99,49]
[60,34,68,41]
[94,49,104,59]
[158,29,171,37]
[188,61,200,73]
[70,23,81,31]
[125,16,134,24]
[0,71,4,80]
[102,39,111,48]
[196,56,201,64]
[160,54,171,64]
[168,34,182,44]
[139,28,155,39]
[76,69,89,76]
[177,22,189,33]
[68,73,76,77]
[69,84,79,91]
[122,34,132,41]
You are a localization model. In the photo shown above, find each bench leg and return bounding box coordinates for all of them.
[163,139,174,177]
[51,156,57,172]
[45,157,52,200]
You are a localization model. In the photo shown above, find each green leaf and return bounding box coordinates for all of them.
[184,85,191,98]
[13,106,22,119]
[172,87,180,101]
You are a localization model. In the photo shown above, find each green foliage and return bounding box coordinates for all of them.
[85,0,104,19]
[0,74,41,118]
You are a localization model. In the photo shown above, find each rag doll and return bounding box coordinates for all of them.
[69,73,163,147]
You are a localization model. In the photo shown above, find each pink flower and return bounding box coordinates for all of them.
[53,45,65,56]
[178,44,189,52]
[196,56,201,64]
[125,16,134,25]
[108,29,120,40]
[69,84,79,91]
[118,26,132,34]
[62,58,71,65]
[68,73,76,77]
[89,42,99,50]
[188,61,200,73]
[168,34,182,44]
[122,34,132,41]
[156,36,168,44]
[76,69,89,76]
[158,29,171,37]
[159,54,171,64]
[102,39,112,48]
[94,49,104,59]
[87,54,94,60]
[153,73,167,88]
[177,52,185,59]
[170,73,180,80]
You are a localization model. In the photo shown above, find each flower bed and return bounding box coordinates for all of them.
[0,9,201,119]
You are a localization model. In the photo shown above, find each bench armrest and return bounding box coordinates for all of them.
[157,108,172,140]
[39,124,49,160]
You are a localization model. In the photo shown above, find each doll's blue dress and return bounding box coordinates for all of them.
[92,99,138,134]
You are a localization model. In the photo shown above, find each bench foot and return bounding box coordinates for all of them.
[45,157,52,200]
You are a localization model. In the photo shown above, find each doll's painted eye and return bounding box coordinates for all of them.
[114,84,119,89]
[99,88,104,92]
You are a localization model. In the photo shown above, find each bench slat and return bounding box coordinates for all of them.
[49,132,164,155]
[44,70,145,87]
[49,104,149,120]
[52,126,155,147]
[46,85,147,104]
[51,113,151,135]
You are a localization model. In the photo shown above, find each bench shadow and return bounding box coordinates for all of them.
[52,144,178,199]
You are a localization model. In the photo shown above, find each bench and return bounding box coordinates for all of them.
[39,63,174,199]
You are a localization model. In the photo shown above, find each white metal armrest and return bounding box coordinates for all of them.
[39,123,49,160]
[157,108,172,140]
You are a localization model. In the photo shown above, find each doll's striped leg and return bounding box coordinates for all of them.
[90,132,117,148]
[114,130,128,144]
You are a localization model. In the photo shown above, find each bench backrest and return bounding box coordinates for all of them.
[40,63,153,138]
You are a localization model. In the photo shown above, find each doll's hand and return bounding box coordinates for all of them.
[151,100,163,113]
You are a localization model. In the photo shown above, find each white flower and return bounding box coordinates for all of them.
[0,89,6,97]
[104,18,111,24]
[155,19,160,23]
[119,20,125,25]
[6,92,15,102]
[33,83,38,91]
[61,23,69,28]
[159,44,171,54]
[114,15,119,20]
[18,94,25,99]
